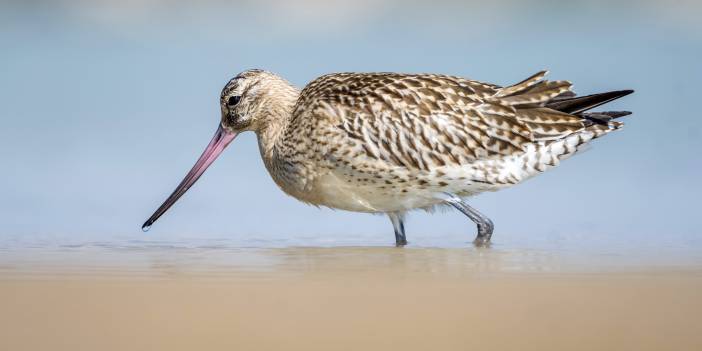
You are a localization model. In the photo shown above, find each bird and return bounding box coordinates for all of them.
[142,69,633,246]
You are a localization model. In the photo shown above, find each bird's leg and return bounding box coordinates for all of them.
[441,193,494,247]
[387,212,408,247]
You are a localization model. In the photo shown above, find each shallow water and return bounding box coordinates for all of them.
[2,237,700,279]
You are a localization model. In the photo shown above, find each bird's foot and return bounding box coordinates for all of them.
[472,236,491,248]
[473,222,494,248]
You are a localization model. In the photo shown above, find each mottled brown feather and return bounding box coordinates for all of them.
[289,72,597,171]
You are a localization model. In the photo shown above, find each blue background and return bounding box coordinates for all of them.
[1,1,700,257]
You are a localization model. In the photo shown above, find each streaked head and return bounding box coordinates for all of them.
[220,69,298,133]
[141,69,296,231]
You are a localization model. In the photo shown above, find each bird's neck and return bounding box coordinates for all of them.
[255,84,300,167]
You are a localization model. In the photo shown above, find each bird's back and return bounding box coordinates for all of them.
[273,71,631,212]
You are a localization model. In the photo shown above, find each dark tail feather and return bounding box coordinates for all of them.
[546,89,634,114]
[580,111,632,125]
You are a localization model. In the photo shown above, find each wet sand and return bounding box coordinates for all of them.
[1,247,701,350]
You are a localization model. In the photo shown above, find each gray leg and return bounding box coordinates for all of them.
[442,193,494,246]
[387,212,407,246]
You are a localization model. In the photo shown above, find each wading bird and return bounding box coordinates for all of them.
[142,69,633,246]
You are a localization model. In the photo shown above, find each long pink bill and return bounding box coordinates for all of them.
[142,125,237,231]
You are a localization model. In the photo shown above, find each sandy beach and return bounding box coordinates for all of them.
[1,246,701,351]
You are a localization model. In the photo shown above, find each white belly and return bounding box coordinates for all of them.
[309,169,499,213]
[309,172,437,212]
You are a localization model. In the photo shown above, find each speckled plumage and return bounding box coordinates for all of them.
[144,69,633,246]
[224,70,628,213]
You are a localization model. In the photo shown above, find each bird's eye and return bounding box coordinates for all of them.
[227,96,241,106]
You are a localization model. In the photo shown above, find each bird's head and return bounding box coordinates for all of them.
[220,69,298,134]
[142,69,297,231]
